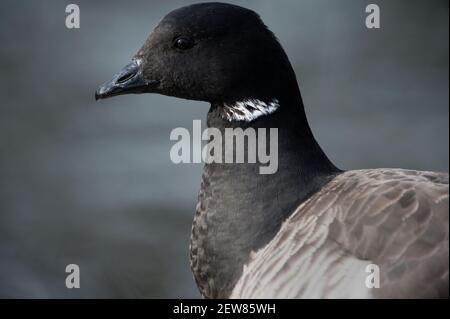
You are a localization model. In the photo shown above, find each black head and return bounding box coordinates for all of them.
[95,2,300,104]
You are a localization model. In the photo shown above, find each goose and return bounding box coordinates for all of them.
[95,3,449,298]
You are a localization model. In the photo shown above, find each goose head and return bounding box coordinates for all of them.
[95,2,298,106]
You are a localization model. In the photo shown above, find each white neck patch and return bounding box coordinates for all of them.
[221,98,280,122]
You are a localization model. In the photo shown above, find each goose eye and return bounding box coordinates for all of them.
[174,36,194,50]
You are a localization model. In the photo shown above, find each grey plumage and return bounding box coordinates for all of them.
[190,106,339,298]
[231,169,449,298]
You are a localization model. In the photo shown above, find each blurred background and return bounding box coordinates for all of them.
[0,0,448,298]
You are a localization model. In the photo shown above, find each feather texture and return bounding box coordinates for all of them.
[231,169,449,298]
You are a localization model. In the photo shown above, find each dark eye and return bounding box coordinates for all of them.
[174,36,194,50]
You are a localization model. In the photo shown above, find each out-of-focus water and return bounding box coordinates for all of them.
[0,0,448,298]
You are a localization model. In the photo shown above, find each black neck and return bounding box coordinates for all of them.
[190,91,340,298]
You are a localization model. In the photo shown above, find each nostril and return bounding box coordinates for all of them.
[117,71,136,84]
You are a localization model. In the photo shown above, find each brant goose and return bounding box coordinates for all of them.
[95,3,449,298]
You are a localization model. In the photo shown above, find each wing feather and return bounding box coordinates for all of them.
[230,169,449,298]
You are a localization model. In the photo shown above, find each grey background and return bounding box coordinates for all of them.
[0,0,448,298]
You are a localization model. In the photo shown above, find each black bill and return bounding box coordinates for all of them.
[95,60,159,100]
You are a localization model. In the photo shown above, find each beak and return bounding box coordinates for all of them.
[95,59,159,100]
